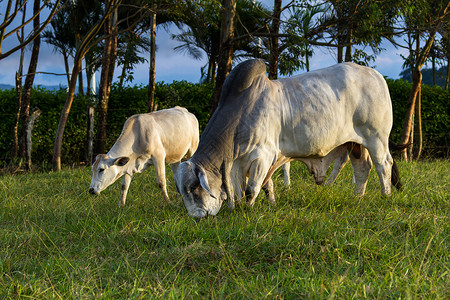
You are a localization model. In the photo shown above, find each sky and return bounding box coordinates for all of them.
[0,1,410,89]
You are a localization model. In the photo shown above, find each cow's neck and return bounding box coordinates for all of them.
[106,129,137,157]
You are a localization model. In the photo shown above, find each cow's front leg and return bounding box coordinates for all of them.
[153,154,171,203]
[262,177,276,204]
[119,174,132,206]
[245,158,272,207]
[170,162,181,194]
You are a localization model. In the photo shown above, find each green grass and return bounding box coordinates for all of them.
[0,160,448,298]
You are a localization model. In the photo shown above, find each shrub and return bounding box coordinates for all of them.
[387,79,449,157]
[0,79,447,168]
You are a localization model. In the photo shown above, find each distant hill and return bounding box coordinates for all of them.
[399,65,448,87]
[0,84,67,91]
[0,84,14,90]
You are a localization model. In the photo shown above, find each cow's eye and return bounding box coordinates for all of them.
[98,168,104,173]
[189,184,198,193]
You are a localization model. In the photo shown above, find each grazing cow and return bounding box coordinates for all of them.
[281,144,352,188]
[89,106,199,206]
[176,59,401,218]
[282,140,406,189]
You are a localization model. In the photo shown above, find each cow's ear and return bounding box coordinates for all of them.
[197,168,216,199]
[114,156,129,166]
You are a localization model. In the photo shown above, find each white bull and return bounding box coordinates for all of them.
[89,106,199,206]
[176,59,401,218]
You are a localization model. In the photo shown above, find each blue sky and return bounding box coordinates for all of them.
[0,1,410,88]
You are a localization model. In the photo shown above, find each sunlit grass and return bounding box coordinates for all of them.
[0,160,448,298]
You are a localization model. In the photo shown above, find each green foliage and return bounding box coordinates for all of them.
[0,161,448,297]
[0,81,213,167]
[399,65,449,88]
[0,89,17,161]
[387,78,449,157]
[0,79,447,168]
[0,88,90,167]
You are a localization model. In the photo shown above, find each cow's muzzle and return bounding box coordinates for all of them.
[89,187,96,194]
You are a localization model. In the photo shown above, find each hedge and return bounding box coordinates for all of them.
[0,79,448,168]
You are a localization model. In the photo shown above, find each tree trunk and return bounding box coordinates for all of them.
[445,59,449,90]
[400,30,437,160]
[337,33,344,63]
[400,67,422,161]
[63,50,70,87]
[78,62,84,96]
[212,0,236,112]
[414,87,423,160]
[344,29,353,62]
[268,0,282,80]
[431,45,436,86]
[19,0,41,161]
[147,7,157,112]
[53,60,82,171]
[86,71,96,164]
[26,108,41,170]
[95,5,118,155]
[12,7,26,160]
[13,72,23,160]
[408,113,414,160]
[207,58,214,82]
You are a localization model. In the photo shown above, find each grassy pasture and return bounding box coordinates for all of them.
[0,160,448,298]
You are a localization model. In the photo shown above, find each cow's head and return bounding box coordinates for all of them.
[89,154,130,195]
[175,160,224,218]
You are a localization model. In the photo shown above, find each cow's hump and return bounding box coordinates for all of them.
[220,59,266,103]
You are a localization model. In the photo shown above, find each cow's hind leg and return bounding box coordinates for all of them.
[281,162,291,188]
[366,140,393,196]
[152,153,171,203]
[349,147,372,196]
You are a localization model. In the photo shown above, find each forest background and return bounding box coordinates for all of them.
[0,0,449,172]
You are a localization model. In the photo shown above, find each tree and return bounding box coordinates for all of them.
[172,1,222,83]
[95,1,119,156]
[211,0,236,111]
[52,0,154,170]
[3,0,62,168]
[12,3,27,160]
[172,0,269,83]
[0,0,62,60]
[52,11,109,170]
[42,9,74,87]
[278,3,324,75]
[437,20,450,89]
[397,0,450,161]
[18,0,42,170]
[147,4,157,112]
[265,0,281,79]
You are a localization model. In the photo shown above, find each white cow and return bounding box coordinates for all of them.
[281,141,406,189]
[176,59,401,218]
[89,106,199,206]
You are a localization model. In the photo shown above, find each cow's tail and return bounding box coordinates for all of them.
[389,140,411,151]
[388,140,409,191]
[391,159,403,191]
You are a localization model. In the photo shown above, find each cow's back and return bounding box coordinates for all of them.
[109,107,199,163]
[276,63,392,158]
